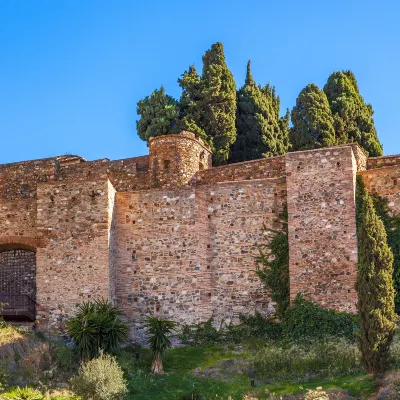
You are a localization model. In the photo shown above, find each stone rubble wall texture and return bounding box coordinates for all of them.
[286,146,362,313]
[0,130,399,339]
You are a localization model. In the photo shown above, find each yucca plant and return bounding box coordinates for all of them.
[67,299,129,360]
[144,316,177,375]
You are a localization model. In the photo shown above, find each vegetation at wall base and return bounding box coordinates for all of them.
[66,299,129,360]
[355,176,397,375]
[256,204,289,319]
[144,316,177,375]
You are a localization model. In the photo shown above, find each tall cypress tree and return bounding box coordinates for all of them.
[290,84,336,151]
[356,177,397,375]
[179,42,236,165]
[177,65,206,140]
[230,61,289,163]
[136,86,180,142]
[324,71,383,156]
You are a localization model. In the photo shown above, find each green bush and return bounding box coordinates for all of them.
[67,299,129,359]
[70,351,128,400]
[282,295,356,342]
[225,313,282,343]
[3,387,44,400]
[253,338,361,383]
[179,320,221,346]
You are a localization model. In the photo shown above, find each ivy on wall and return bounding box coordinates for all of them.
[256,204,289,319]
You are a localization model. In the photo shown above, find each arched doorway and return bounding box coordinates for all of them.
[0,247,36,321]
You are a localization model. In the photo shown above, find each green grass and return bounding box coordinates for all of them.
[118,346,377,400]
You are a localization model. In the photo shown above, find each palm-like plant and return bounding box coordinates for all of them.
[144,316,177,375]
[67,299,129,360]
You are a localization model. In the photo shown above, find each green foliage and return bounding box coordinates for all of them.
[290,84,336,151]
[67,299,129,360]
[179,320,220,346]
[70,351,127,400]
[282,295,356,342]
[136,86,180,141]
[253,338,361,383]
[179,42,237,165]
[144,317,177,358]
[370,193,400,314]
[324,70,383,156]
[2,387,44,400]
[355,177,397,375]
[230,61,289,163]
[256,205,289,318]
[177,65,207,140]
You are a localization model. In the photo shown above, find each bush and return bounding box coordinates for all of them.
[67,299,129,359]
[70,351,127,400]
[2,386,44,400]
[253,338,361,383]
[225,314,282,343]
[179,320,221,346]
[282,295,356,342]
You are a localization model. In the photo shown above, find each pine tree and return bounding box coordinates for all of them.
[290,84,336,151]
[136,86,180,142]
[356,177,397,375]
[324,71,383,156]
[230,61,289,163]
[179,42,236,165]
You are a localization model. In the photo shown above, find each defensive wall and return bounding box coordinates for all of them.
[0,131,399,339]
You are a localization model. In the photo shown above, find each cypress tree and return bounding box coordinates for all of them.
[290,84,336,151]
[136,86,180,142]
[178,43,236,165]
[324,71,383,156]
[230,61,289,163]
[356,177,397,375]
[177,65,206,140]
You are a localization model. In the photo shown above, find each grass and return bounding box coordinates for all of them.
[117,345,377,400]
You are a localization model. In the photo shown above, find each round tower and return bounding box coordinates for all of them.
[149,131,212,187]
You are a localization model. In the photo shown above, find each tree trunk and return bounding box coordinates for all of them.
[151,352,164,375]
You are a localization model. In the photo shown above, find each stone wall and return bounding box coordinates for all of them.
[35,180,116,328]
[360,156,400,215]
[1,130,400,333]
[286,146,359,313]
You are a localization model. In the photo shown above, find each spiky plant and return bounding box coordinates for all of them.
[144,316,177,375]
[67,299,129,360]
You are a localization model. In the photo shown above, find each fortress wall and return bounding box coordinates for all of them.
[286,146,358,313]
[367,155,400,170]
[205,178,286,323]
[360,164,400,215]
[36,180,114,328]
[56,156,151,192]
[196,155,285,185]
[113,187,213,339]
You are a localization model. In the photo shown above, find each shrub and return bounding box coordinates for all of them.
[282,295,356,342]
[225,314,282,343]
[67,299,129,359]
[179,320,221,346]
[70,351,127,400]
[253,338,361,383]
[2,386,44,400]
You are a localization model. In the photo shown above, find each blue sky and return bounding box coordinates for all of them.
[0,0,399,164]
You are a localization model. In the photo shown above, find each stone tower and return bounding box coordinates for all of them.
[149,131,212,187]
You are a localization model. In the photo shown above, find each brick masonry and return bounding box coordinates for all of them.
[0,131,399,340]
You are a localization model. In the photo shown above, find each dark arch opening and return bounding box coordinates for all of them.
[0,247,36,321]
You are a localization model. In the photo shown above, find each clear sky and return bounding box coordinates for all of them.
[0,0,399,164]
